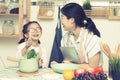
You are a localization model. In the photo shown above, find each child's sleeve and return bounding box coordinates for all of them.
[16,43,25,59]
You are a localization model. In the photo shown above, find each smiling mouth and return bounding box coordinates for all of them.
[33,34,39,37]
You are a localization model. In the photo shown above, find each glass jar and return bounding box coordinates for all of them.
[0,0,7,14]
[0,0,6,6]
[2,20,15,35]
[7,0,19,14]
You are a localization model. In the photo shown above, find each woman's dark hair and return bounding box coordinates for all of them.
[18,21,42,44]
[61,3,100,37]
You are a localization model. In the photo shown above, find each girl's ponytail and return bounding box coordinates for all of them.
[18,38,25,44]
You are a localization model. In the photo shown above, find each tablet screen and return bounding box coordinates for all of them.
[60,47,80,63]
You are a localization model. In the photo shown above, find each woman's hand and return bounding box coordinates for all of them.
[62,60,71,63]
[51,61,58,65]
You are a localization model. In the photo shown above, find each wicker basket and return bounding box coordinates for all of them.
[0,6,8,14]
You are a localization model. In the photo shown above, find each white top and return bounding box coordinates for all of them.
[61,28,103,66]
[16,42,48,68]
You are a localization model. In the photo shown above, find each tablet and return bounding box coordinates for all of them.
[60,47,80,63]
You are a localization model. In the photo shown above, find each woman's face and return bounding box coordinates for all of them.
[27,23,42,41]
[61,14,75,31]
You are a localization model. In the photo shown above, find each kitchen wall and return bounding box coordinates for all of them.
[0,0,120,71]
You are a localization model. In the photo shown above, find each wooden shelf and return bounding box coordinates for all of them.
[0,0,30,39]
[108,16,120,20]
[0,34,19,38]
[84,6,108,18]
[37,7,54,19]
[84,6,120,20]
[0,14,19,16]
[108,6,120,20]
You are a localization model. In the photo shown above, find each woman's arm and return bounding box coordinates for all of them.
[78,52,101,69]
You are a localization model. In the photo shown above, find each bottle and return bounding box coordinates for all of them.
[7,0,19,14]
[0,0,6,6]
[109,1,113,16]
[113,7,117,16]
[2,20,15,35]
[118,1,120,16]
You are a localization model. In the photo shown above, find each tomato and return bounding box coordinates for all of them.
[86,67,95,74]
[74,68,85,76]
[94,66,104,74]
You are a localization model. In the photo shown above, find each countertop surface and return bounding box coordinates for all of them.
[0,67,64,80]
[0,67,112,80]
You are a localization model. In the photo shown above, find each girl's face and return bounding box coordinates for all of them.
[61,14,76,31]
[27,23,42,41]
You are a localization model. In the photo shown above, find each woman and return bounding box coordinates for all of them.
[52,3,102,69]
[16,21,48,68]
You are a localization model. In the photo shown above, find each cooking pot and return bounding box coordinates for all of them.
[7,56,39,73]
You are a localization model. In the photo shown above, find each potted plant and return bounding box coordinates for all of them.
[83,0,92,10]
[101,43,120,80]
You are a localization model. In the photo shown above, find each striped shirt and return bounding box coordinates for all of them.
[61,28,102,66]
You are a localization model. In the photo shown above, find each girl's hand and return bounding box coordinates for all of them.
[22,37,32,56]
[25,39,32,48]
[38,58,43,68]
[25,35,32,49]
[25,32,33,48]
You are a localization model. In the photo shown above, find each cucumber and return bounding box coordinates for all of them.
[27,49,36,59]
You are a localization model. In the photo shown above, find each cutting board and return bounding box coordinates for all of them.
[16,70,40,77]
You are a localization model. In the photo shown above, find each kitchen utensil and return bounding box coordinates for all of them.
[16,70,40,77]
[7,56,39,73]
[19,58,38,73]
[7,56,19,62]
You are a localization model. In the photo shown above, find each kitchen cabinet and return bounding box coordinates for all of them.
[0,0,30,39]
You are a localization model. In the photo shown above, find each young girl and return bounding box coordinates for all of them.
[16,21,48,68]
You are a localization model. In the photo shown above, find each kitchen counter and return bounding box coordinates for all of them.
[0,67,112,80]
[0,67,64,80]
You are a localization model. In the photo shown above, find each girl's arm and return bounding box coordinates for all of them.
[21,45,29,56]
[21,37,32,56]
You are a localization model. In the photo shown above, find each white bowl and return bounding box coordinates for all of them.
[51,63,79,73]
